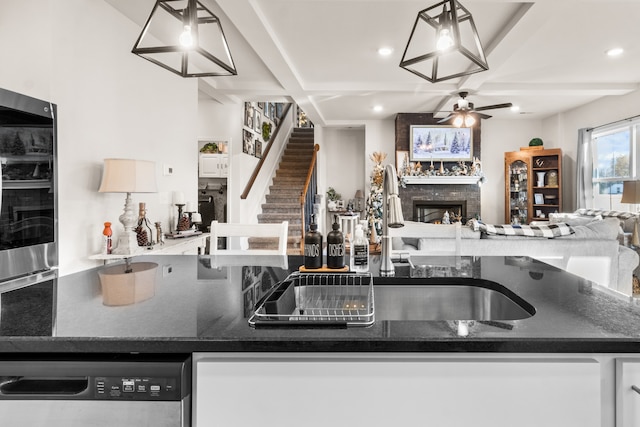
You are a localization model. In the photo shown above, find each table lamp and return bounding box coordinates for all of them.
[621,180,640,247]
[98,159,158,255]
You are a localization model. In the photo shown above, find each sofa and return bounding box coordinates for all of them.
[390,213,639,296]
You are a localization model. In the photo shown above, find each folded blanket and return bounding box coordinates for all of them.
[575,208,637,220]
[470,220,574,238]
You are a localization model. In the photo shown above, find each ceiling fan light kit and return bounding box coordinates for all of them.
[439,92,513,127]
[399,0,489,83]
[132,0,237,78]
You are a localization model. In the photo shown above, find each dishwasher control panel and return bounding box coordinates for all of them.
[94,376,179,400]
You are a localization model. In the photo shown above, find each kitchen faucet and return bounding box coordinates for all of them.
[380,164,405,277]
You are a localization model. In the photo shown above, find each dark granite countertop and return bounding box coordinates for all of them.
[1,254,639,354]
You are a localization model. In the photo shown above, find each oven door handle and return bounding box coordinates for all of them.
[0,269,57,293]
[0,156,5,214]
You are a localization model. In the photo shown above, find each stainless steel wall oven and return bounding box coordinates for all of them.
[0,88,57,288]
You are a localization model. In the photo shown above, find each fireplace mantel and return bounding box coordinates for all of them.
[401,176,482,185]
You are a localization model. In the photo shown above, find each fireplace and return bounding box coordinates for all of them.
[413,200,467,224]
[399,184,480,223]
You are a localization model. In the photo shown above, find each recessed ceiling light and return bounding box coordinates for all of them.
[606,47,624,57]
[378,47,393,56]
[373,105,383,112]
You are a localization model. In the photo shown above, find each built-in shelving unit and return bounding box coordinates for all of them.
[505,148,562,224]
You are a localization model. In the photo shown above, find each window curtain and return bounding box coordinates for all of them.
[576,128,593,209]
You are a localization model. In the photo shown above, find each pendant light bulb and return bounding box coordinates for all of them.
[436,6,454,51]
[179,25,194,48]
[437,28,454,51]
[464,114,476,127]
[453,115,464,127]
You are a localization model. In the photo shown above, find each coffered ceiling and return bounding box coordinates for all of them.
[106,0,640,126]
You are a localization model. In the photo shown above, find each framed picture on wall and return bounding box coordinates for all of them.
[409,125,473,162]
[243,129,254,156]
[257,102,265,110]
[254,110,261,132]
[244,102,254,129]
[255,140,262,159]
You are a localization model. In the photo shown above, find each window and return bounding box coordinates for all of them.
[590,120,639,211]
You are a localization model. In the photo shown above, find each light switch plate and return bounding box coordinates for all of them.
[163,164,173,176]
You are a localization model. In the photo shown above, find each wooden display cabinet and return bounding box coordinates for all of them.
[505,148,562,224]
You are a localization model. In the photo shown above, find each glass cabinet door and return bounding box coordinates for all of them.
[508,160,528,224]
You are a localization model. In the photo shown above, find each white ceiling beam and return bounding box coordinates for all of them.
[213,0,327,125]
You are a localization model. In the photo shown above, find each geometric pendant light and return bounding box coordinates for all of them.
[399,0,488,83]
[132,0,237,78]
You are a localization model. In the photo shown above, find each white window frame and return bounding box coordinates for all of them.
[590,119,640,211]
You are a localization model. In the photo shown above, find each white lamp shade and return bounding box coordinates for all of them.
[98,159,158,193]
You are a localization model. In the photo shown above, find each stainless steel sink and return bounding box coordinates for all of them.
[374,278,535,321]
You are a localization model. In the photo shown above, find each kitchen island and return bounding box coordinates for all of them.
[1,254,639,427]
[0,254,638,353]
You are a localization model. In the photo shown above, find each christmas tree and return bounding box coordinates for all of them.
[450,133,460,154]
[366,151,386,243]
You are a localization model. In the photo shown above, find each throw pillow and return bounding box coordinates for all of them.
[549,212,602,226]
[565,217,620,240]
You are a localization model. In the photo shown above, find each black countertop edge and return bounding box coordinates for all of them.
[1,338,639,354]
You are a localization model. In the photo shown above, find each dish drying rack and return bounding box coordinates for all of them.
[249,272,374,328]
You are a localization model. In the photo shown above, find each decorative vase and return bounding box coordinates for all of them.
[102,222,113,254]
[536,171,546,187]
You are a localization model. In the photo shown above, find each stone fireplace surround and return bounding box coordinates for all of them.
[395,113,482,222]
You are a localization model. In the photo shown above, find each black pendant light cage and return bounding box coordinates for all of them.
[132,0,237,78]
[400,0,488,83]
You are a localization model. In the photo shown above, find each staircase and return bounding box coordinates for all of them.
[253,128,315,253]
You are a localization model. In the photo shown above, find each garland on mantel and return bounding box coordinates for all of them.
[398,152,485,187]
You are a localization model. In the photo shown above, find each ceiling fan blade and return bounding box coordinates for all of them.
[437,114,454,123]
[474,103,513,112]
[477,112,492,120]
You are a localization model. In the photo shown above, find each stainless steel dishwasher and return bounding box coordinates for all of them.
[0,354,191,427]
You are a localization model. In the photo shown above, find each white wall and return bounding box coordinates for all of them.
[481,119,544,223]
[364,119,396,182]
[0,0,53,101]
[1,0,199,276]
[322,128,366,204]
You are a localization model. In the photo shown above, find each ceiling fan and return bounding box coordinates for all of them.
[438,92,513,127]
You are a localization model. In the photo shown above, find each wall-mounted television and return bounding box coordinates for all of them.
[409,125,473,162]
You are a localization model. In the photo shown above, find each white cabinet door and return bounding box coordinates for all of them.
[219,155,228,177]
[199,154,228,178]
[617,358,640,426]
[193,353,600,427]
